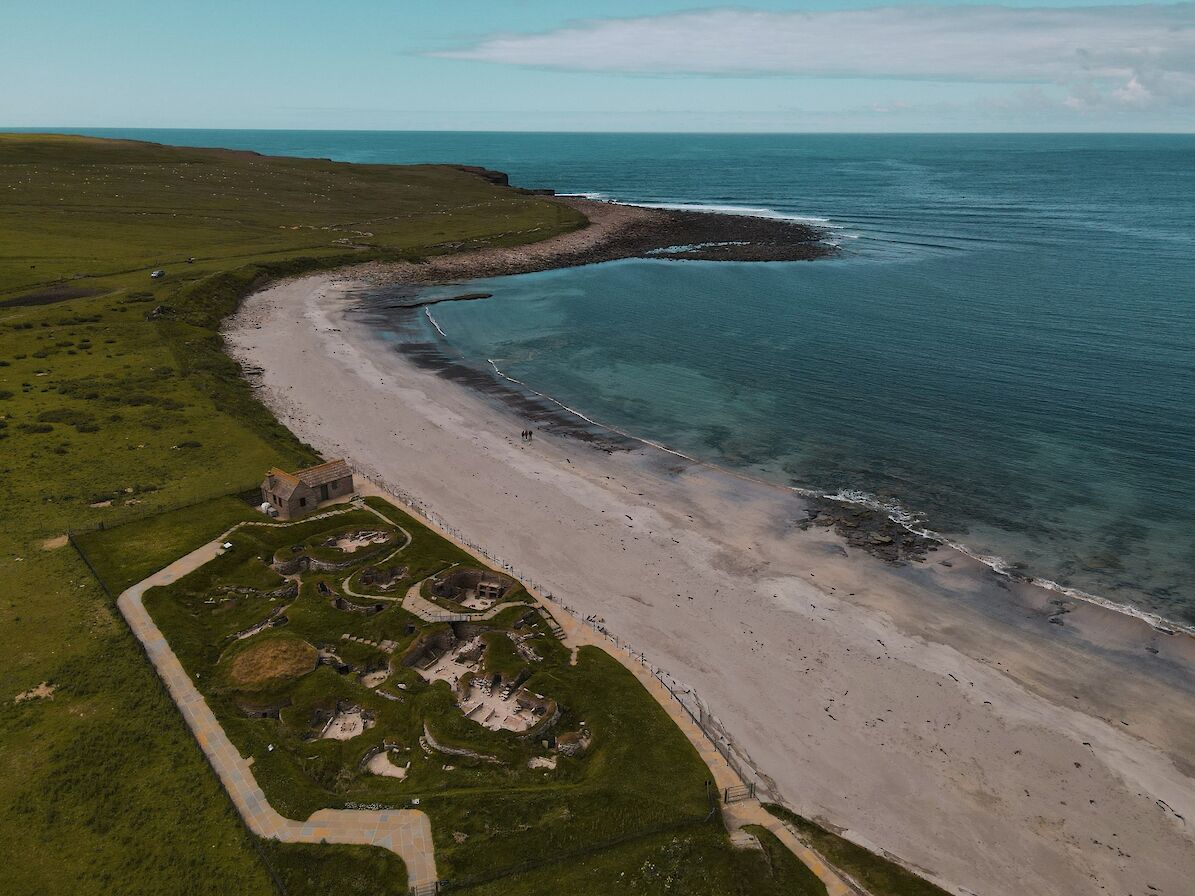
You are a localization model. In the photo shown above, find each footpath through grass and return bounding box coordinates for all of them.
[0,133,581,896]
[96,493,822,894]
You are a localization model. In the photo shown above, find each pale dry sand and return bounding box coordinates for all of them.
[226,274,1195,896]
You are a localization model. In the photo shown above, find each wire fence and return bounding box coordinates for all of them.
[66,461,777,895]
[66,510,295,896]
[354,463,775,805]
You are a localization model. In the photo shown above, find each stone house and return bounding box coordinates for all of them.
[260,459,354,520]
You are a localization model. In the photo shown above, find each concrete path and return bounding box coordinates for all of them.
[353,481,858,896]
[723,805,859,896]
[116,524,438,891]
[115,486,850,895]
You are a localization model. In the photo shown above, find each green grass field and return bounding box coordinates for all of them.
[0,133,582,895]
[764,805,952,896]
[0,134,832,896]
[81,492,823,894]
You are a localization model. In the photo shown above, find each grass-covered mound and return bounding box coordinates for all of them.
[224,636,318,691]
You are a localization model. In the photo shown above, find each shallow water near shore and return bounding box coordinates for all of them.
[76,129,1195,625]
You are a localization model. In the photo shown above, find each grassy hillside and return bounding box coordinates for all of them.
[0,132,578,295]
[0,133,583,896]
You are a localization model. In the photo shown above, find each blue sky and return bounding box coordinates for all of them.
[2,0,1192,131]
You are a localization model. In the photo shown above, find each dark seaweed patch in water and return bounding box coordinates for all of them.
[798,497,939,564]
[352,300,638,450]
[396,338,637,452]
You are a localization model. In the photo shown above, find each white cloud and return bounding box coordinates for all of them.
[435,4,1195,110]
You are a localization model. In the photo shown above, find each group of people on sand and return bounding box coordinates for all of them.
[520,429,534,442]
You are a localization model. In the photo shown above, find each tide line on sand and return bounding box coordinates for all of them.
[224,273,1195,896]
[478,350,1192,638]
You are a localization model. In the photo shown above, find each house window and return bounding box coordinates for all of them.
[299,497,307,507]
[329,481,337,492]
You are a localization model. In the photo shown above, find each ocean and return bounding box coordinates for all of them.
[66,129,1195,625]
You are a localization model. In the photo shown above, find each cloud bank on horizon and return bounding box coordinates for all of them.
[437,3,1195,116]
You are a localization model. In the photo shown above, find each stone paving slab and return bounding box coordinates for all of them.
[116,517,438,890]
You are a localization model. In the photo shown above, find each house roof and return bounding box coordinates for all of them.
[295,459,352,488]
[263,459,352,501]
[263,467,304,501]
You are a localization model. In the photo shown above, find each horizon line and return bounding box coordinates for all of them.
[4,126,1195,137]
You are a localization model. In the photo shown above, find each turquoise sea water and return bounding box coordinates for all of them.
[64,130,1195,624]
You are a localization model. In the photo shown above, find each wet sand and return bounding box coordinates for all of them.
[226,272,1195,896]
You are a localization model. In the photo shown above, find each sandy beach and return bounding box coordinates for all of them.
[226,267,1195,896]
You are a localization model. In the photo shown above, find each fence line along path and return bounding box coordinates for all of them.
[115,519,439,892]
[353,478,858,896]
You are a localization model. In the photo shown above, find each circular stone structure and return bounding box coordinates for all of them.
[430,567,518,606]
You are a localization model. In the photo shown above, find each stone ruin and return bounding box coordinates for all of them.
[232,606,290,640]
[312,701,376,741]
[323,529,392,553]
[238,697,288,720]
[331,595,385,616]
[274,552,354,576]
[430,567,518,611]
[360,740,409,779]
[358,564,408,592]
[218,580,298,600]
[555,728,592,757]
[316,645,355,676]
[400,625,557,735]
[401,626,458,672]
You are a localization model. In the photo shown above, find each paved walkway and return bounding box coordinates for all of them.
[116,486,851,894]
[400,580,530,623]
[353,480,857,896]
[116,522,438,891]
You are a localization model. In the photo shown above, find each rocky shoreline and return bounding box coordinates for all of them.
[551,199,835,264]
[355,195,834,287]
[797,498,940,564]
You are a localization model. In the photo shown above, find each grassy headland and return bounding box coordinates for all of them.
[0,133,582,895]
[0,133,825,896]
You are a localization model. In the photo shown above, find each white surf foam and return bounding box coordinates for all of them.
[517,378,1194,636]
[631,200,842,229]
[420,302,1192,639]
[564,192,843,229]
[424,308,447,338]
[816,488,1192,637]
